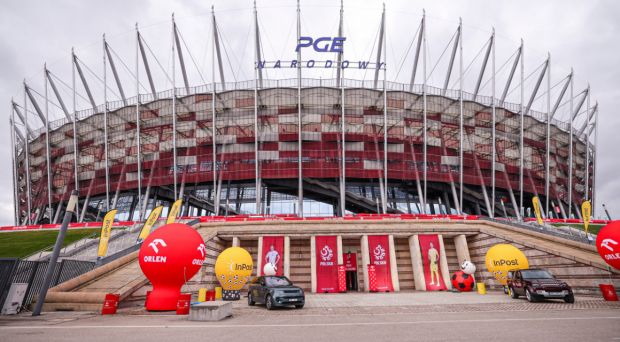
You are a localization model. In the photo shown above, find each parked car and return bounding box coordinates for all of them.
[507,268,574,303]
[247,276,305,310]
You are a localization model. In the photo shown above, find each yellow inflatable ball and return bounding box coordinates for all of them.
[485,244,529,285]
[214,247,254,291]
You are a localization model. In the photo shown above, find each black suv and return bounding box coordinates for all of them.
[507,268,574,303]
[248,276,305,310]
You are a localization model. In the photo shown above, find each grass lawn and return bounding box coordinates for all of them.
[550,223,605,235]
[0,229,100,259]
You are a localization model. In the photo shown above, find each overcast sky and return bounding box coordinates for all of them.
[1,0,618,225]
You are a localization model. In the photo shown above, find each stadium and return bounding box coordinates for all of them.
[9,3,598,225]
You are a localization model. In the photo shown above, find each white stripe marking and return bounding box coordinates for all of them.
[1,316,619,329]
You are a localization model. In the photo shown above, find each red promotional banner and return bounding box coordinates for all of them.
[315,235,339,293]
[368,235,393,292]
[344,252,357,271]
[260,236,284,276]
[418,234,447,291]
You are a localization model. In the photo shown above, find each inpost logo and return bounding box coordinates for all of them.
[234,263,253,271]
[492,258,520,267]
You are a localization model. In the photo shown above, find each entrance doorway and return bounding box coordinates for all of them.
[344,252,358,291]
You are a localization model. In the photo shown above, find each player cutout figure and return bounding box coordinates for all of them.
[428,242,440,285]
[265,245,281,271]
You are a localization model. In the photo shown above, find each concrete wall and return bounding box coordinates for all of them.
[395,238,415,290]
[443,237,460,275]
[289,238,311,291]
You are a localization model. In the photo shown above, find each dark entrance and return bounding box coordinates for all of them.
[344,252,358,291]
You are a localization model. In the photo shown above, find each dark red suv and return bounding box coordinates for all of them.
[507,268,574,303]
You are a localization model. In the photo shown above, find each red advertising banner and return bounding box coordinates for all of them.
[367,235,393,292]
[344,252,357,271]
[260,236,284,276]
[315,235,339,293]
[418,234,447,290]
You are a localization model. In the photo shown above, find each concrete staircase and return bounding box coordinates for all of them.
[37,218,619,312]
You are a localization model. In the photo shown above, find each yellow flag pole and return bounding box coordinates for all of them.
[136,206,163,243]
[96,209,118,260]
[167,199,183,224]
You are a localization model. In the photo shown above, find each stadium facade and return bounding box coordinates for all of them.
[9,3,598,224]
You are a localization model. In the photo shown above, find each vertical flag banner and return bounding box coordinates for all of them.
[260,236,284,276]
[137,206,163,244]
[315,235,339,293]
[582,200,591,236]
[532,196,543,226]
[97,209,118,258]
[418,234,447,290]
[367,235,393,292]
[166,199,182,224]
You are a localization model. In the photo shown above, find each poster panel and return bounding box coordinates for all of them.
[260,236,284,276]
[368,235,393,292]
[418,234,447,290]
[316,235,339,293]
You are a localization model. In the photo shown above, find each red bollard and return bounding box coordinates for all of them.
[599,284,619,301]
[176,293,191,315]
[101,293,120,315]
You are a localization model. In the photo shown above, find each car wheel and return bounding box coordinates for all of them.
[295,304,304,309]
[248,292,255,306]
[265,294,274,310]
[509,287,519,299]
[525,288,537,302]
[564,294,575,304]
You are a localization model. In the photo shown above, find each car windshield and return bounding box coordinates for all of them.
[265,276,292,287]
[521,270,554,279]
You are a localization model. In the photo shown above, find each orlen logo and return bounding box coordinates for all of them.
[601,238,618,252]
[144,238,167,263]
[193,243,207,265]
[493,259,520,267]
[601,238,620,261]
[296,36,346,53]
[197,243,206,257]
[148,239,167,254]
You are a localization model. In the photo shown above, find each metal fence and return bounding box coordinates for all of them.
[0,258,95,313]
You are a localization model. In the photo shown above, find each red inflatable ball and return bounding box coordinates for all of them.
[451,270,474,292]
[596,221,620,271]
[138,223,206,311]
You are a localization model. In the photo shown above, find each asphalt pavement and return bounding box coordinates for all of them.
[1,292,619,342]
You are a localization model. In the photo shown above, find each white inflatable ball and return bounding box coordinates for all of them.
[263,263,277,276]
[460,260,476,275]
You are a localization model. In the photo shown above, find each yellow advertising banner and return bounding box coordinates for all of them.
[532,196,543,226]
[136,206,163,243]
[97,209,117,258]
[166,199,182,224]
[582,200,591,236]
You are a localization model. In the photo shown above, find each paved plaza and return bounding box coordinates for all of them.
[1,291,619,341]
